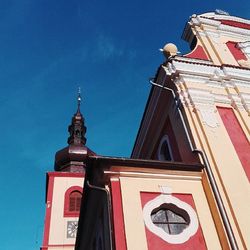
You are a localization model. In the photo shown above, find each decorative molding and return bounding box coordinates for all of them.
[174,56,213,65]
[173,75,185,86]
[178,89,192,107]
[210,69,226,81]
[218,24,250,36]
[199,13,250,25]
[180,74,209,84]
[164,62,176,75]
[164,59,250,115]
[238,41,250,59]
[232,79,250,88]
[187,89,220,128]
[206,80,224,89]
[159,185,172,194]
[190,14,250,37]
[187,88,215,106]
[214,93,231,105]
[222,66,250,81]
[201,27,247,44]
[164,59,250,84]
[199,105,220,128]
[239,93,250,113]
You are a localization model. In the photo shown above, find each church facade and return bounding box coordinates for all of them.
[41,11,250,250]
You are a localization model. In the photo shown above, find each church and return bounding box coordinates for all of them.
[41,11,250,250]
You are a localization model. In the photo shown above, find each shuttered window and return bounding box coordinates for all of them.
[64,186,83,217]
[69,191,82,212]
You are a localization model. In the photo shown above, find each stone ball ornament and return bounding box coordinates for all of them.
[160,43,179,59]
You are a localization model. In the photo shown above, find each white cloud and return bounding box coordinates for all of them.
[92,33,125,61]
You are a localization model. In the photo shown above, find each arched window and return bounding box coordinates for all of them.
[157,135,173,161]
[69,191,82,212]
[64,186,83,217]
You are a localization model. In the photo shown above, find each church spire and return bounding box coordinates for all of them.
[54,88,96,172]
[67,88,87,146]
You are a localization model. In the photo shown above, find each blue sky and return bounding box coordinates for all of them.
[0,1,249,249]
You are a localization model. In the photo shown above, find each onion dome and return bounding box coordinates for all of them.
[54,89,95,172]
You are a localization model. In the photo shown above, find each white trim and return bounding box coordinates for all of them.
[199,12,250,25]
[187,14,250,37]
[143,193,199,244]
[104,171,202,180]
[237,41,250,60]
[157,135,174,161]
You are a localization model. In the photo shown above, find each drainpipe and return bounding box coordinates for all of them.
[150,78,238,250]
[86,180,113,250]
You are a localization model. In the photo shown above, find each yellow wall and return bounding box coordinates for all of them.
[119,172,222,250]
[48,176,84,247]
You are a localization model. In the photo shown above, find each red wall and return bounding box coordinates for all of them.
[140,192,207,250]
[110,180,127,250]
[218,107,250,181]
[185,45,209,60]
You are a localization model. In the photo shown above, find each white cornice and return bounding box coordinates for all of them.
[164,60,250,84]
[164,60,250,114]
[174,56,213,65]
[190,15,250,37]
[214,93,231,105]
[164,61,219,78]
[218,24,250,37]
[187,88,215,106]
[198,13,250,25]
[204,29,247,42]
[222,66,250,81]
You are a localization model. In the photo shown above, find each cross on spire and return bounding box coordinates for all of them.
[77,87,82,113]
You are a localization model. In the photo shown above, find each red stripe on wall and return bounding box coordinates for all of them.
[185,45,209,60]
[47,172,84,178]
[110,180,127,250]
[220,20,250,30]
[218,107,250,181]
[226,41,247,61]
[42,175,55,247]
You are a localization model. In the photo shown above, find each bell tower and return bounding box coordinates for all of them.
[41,90,95,250]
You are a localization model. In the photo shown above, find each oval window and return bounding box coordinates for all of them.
[143,194,199,244]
